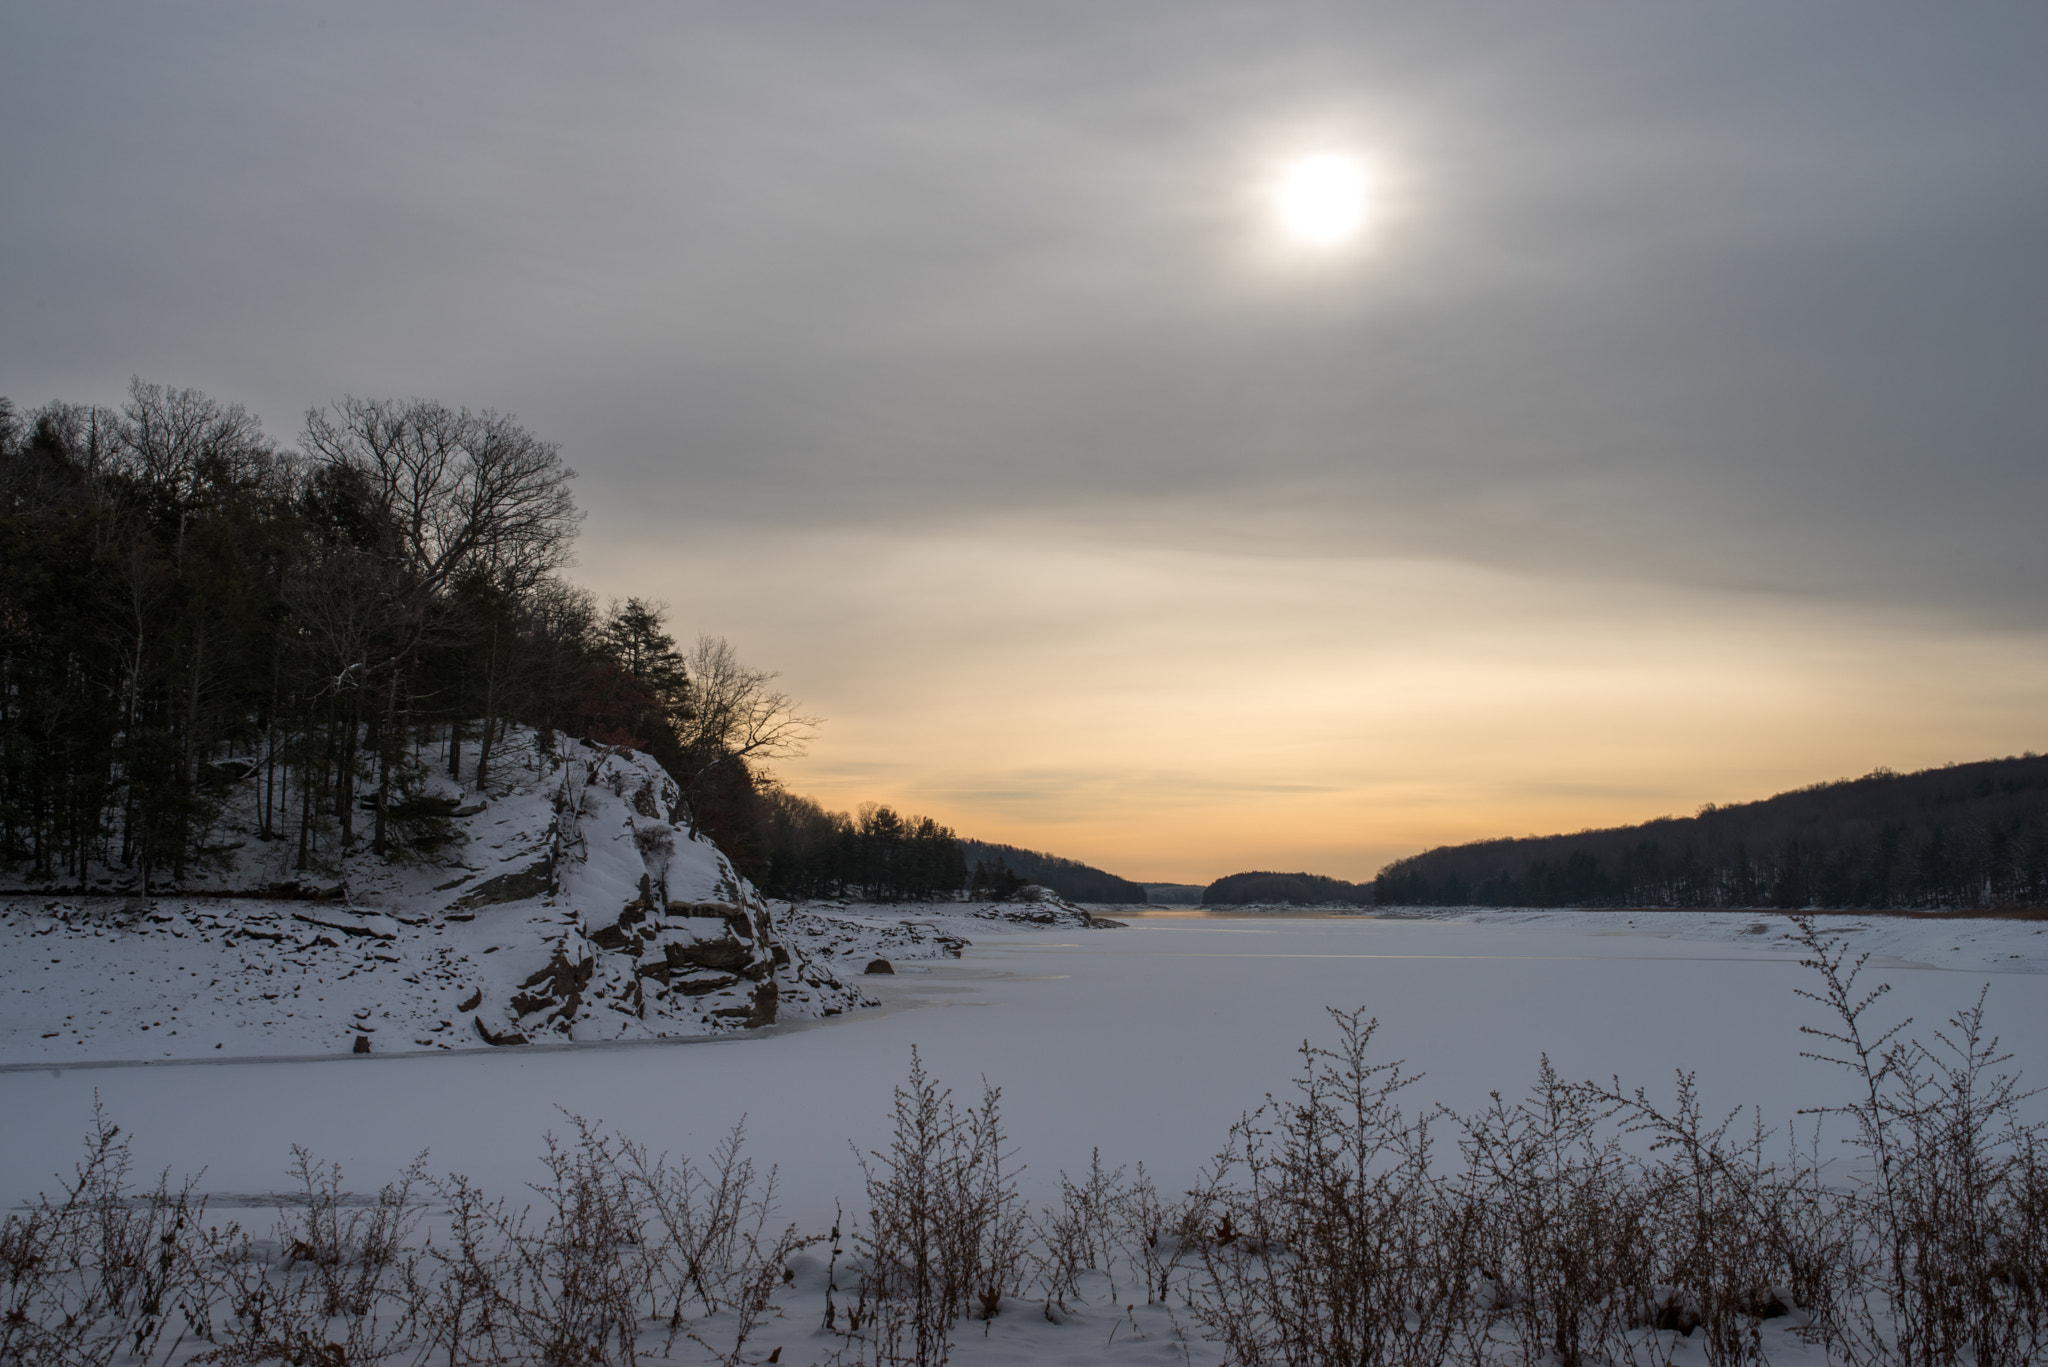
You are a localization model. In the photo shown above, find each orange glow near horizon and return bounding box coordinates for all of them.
[584,521,2048,887]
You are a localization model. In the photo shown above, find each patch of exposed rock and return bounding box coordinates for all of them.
[466,744,866,1044]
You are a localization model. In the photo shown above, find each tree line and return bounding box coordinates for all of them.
[957,840,1148,904]
[750,790,967,902]
[0,379,943,895]
[1375,753,2048,910]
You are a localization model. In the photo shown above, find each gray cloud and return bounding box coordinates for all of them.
[6,2,2046,620]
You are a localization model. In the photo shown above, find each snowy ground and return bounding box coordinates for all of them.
[0,896,995,1064]
[0,728,1115,1065]
[5,907,2046,1365]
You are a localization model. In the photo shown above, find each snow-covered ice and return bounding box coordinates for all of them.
[7,906,2044,1206]
[5,903,2046,1364]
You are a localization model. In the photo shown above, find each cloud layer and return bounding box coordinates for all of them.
[6,3,2045,877]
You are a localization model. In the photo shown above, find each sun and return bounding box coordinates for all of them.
[1274,154,1370,246]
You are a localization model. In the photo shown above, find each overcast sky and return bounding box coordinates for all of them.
[6,3,2046,880]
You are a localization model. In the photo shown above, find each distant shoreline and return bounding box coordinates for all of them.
[1105,902,2048,921]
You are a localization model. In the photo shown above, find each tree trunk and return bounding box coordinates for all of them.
[476,713,496,792]
[296,726,321,872]
[373,670,399,857]
[337,702,356,847]
[261,656,280,840]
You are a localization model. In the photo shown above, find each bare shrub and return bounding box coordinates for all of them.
[1762,1118,1854,1339]
[624,1119,812,1364]
[0,1103,227,1367]
[2004,1142,2048,1356]
[1794,915,2047,1367]
[415,1171,515,1367]
[1607,1074,1799,1366]
[198,1150,424,1367]
[492,1115,651,1367]
[1114,1162,1204,1308]
[848,1049,1020,1367]
[1460,1057,1652,1367]
[1193,1008,1478,1367]
[1033,1148,1132,1310]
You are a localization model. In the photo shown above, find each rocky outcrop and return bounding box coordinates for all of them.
[468,743,868,1044]
[0,730,999,1063]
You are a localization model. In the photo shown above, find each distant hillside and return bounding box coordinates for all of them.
[1204,871,1369,906]
[1142,883,1209,906]
[1375,753,2048,911]
[960,841,1148,904]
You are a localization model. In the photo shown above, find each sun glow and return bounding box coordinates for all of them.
[1274,154,1370,245]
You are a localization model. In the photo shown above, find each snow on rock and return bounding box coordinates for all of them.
[0,733,981,1063]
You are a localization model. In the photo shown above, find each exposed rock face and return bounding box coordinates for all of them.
[450,860,554,912]
[664,936,752,973]
[467,743,866,1044]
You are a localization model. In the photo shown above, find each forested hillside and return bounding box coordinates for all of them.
[0,380,961,899]
[957,840,1148,903]
[1375,754,2048,910]
[1202,870,1368,906]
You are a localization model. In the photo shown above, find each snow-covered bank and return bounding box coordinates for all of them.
[1179,903,2048,975]
[0,731,1111,1065]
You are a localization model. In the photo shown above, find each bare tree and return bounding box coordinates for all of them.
[114,376,280,510]
[672,635,819,793]
[298,397,581,853]
[299,397,580,598]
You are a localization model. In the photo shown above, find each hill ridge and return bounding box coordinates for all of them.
[1375,752,2048,910]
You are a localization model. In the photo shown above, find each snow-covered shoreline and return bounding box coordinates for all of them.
[0,727,1117,1067]
[10,894,2044,1070]
[1121,903,2048,975]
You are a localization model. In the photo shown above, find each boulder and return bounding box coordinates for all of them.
[864,959,895,975]
[473,1016,529,1047]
